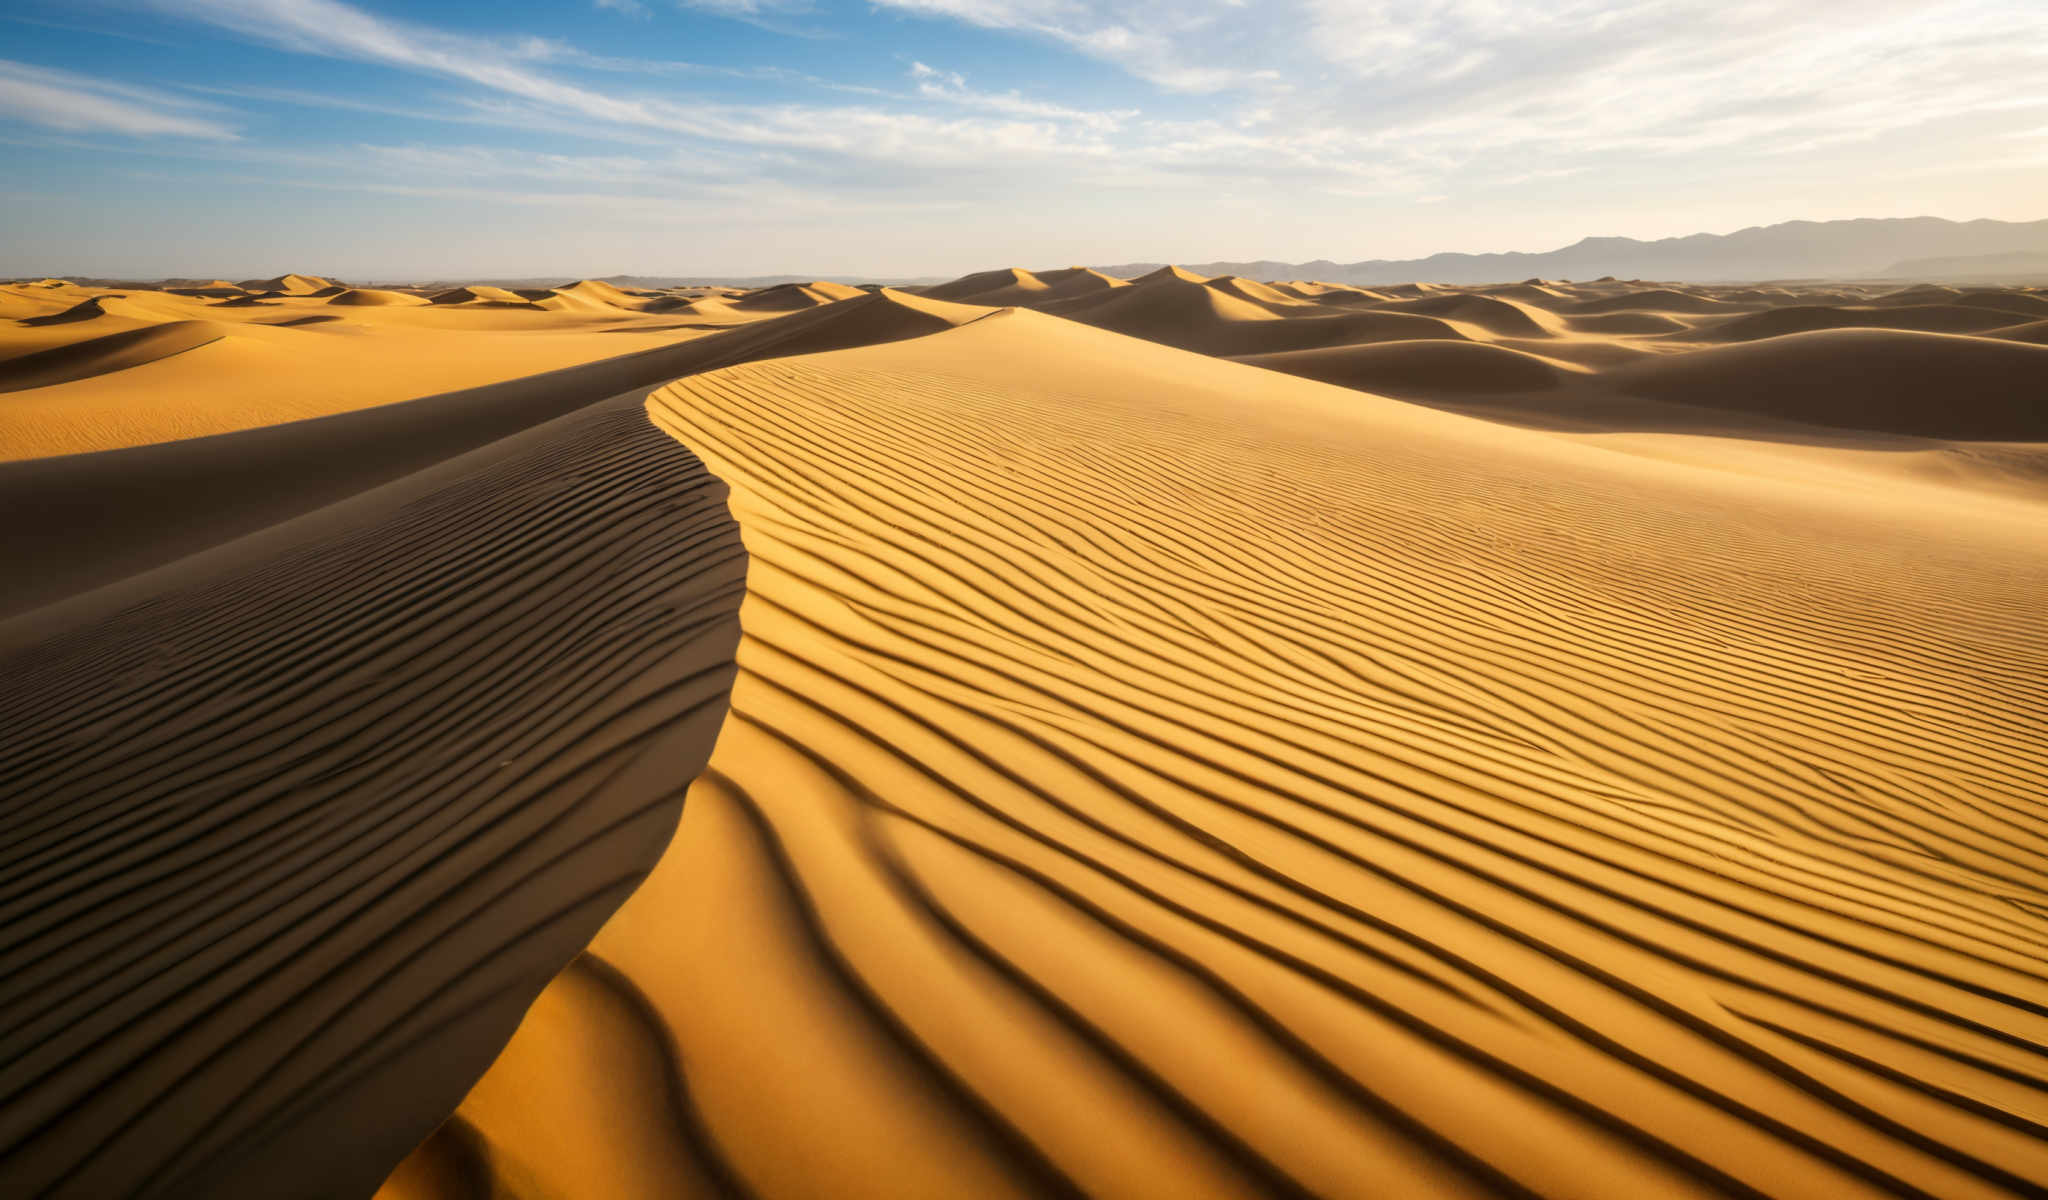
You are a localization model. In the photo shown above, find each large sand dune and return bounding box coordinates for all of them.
[388,306,2048,1198]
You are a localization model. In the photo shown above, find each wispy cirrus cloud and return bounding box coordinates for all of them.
[908,61,1129,129]
[143,0,1130,167]
[671,0,828,37]
[875,0,2048,167]
[0,59,237,138]
[122,0,2048,208]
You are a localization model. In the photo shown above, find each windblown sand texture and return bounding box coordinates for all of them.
[3,265,2048,1198]
[383,274,2048,1197]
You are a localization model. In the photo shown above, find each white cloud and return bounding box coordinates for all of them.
[0,59,237,138]
[594,0,648,16]
[676,0,809,12]
[875,0,2048,167]
[133,0,2048,212]
[146,0,1128,169]
[907,61,1128,128]
[870,0,1278,91]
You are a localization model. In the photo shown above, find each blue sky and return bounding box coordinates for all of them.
[3,0,2046,279]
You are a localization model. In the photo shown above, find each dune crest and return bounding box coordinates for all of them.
[1233,338,1576,395]
[236,274,334,295]
[326,287,429,307]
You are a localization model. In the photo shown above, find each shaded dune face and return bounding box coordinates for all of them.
[0,322,226,393]
[1232,339,1570,395]
[401,313,2048,1199]
[1613,329,2048,439]
[0,397,747,1198]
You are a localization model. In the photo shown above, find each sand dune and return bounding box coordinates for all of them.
[326,288,429,307]
[875,267,2047,447]
[1362,293,1555,338]
[236,274,334,295]
[1135,264,1212,285]
[1700,303,2034,342]
[1563,310,1695,335]
[1042,276,1473,356]
[1951,291,2048,317]
[0,381,745,1197]
[428,285,536,307]
[0,287,991,615]
[162,282,244,298]
[1043,274,1276,336]
[0,281,764,459]
[1569,288,1740,314]
[1613,328,2048,438]
[1990,318,2048,344]
[18,297,123,327]
[1036,266,1130,298]
[0,321,225,393]
[1271,281,1388,303]
[1233,339,1577,395]
[554,279,645,308]
[730,282,868,312]
[1202,275,1309,310]
[922,267,1129,308]
[1870,284,1964,306]
[674,287,989,359]
[398,307,2048,1199]
[921,267,1048,303]
[1477,282,1576,304]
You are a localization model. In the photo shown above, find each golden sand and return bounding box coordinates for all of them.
[3,266,2046,1197]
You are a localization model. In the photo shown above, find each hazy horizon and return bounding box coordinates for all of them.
[10,212,2048,286]
[4,0,2047,279]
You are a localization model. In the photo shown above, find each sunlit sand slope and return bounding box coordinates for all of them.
[0,396,746,1198]
[406,310,2048,1198]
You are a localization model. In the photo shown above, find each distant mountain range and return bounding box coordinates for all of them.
[1093,217,2048,285]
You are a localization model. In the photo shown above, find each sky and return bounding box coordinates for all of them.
[2,0,2046,280]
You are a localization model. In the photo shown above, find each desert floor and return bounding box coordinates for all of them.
[3,266,2046,1198]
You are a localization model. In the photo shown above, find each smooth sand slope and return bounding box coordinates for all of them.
[392,308,2048,1198]
[0,383,748,1197]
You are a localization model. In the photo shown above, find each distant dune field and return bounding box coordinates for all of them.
[0,276,871,461]
[2,267,2045,1198]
